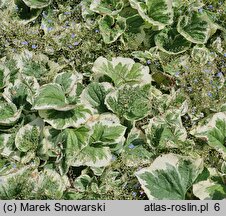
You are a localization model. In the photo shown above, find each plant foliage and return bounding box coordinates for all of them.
[0,0,225,200]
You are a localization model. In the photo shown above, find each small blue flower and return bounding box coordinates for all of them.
[68,45,73,49]
[132,192,137,197]
[216,72,223,77]
[47,19,52,23]
[208,5,213,9]
[21,41,28,45]
[193,79,198,83]
[41,24,46,29]
[95,29,99,33]
[146,60,151,65]
[32,44,37,49]
[188,87,193,92]
[111,155,117,161]
[204,69,211,73]
[207,92,213,97]
[175,71,180,77]
[12,164,17,169]
[224,53,226,57]
[128,143,135,149]
[71,33,76,38]
[64,11,71,15]
[198,8,203,13]
[74,42,79,46]
[47,27,53,31]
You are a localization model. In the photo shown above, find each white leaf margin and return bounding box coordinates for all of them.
[135,153,203,200]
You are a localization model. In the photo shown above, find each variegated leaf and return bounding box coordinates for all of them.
[92,56,151,87]
[136,154,203,199]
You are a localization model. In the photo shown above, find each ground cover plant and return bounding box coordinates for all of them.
[0,0,225,200]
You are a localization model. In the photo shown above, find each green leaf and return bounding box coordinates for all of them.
[0,57,18,84]
[191,45,211,65]
[14,0,42,24]
[38,126,62,159]
[61,127,89,166]
[92,56,151,87]
[0,134,12,152]
[80,82,113,113]
[71,146,112,167]
[122,127,154,166]
[131,48,158,63]
[15,119,43,153]
[193,179,226,200]
[81,0,95,23]
[105,84,151,121]
[98,15,126,44]
[89,122,126,146]
[35,169,69,199]
[0,99,22,126]
[0,133,16,158]
[87,113,126,150]
[33,83,76,111]
[129,0,173,30]
[177,12,215,44]
[119,4,138,18]
[38,105,92,130]
[136,154,204,199]
[69,113,125,167]
[3,80,27,108]
[204,9,225,32]
[0,65,10,90]
[145,110,187,148]
[125,14,144,34]
[15,125,40,153]
[193,168,226,200]
[73,174,92,192]
[22,0,52,9]
[53,71,83,95]
[155,28,191,54]
[191,112,226,159]
[122,14,146,49]
[15,50,61,83]
[0,166,37,199]
[90,0,124,15]
[3,76,39,107]
[90,167,105,176]
[211,37,224,55]
[162,54,190,76]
